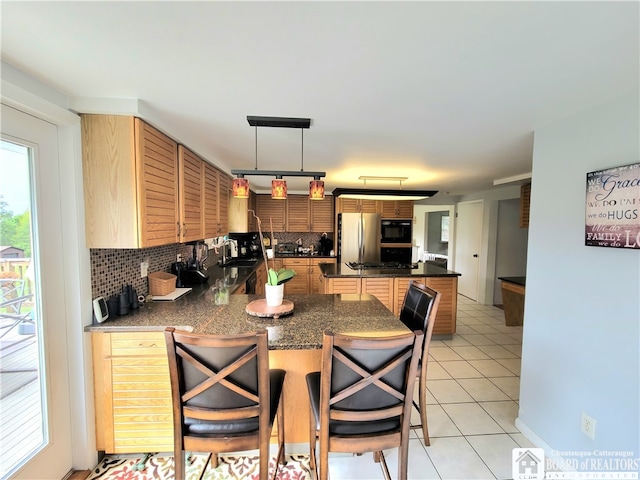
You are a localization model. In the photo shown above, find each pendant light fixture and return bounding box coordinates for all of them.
[231,116,325,199]
[309,179,325,200]
[271,177,287,199]
[231,177,249,198]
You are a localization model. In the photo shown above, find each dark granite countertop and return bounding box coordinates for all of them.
[319,262,461,278]
[209,255,337,292]
[498,276,526,286]
[84,291,407,350]
[206,261,260,293]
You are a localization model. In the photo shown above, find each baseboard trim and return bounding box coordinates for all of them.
[515,417,575,472]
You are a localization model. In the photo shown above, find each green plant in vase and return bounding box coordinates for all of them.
[250,210,296,287]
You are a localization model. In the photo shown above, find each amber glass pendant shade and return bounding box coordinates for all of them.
[271,179,287,199]
[309,180,325,200]
[232,177,250,198]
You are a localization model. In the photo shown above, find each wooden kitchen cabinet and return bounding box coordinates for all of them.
[425,276,458,334]
[228,190,257,233]
[178,145,204,243]
[361,277,394,312]
[92,332,173,453]
[255,260,267,295]
[82,115,179,248]
[282,257,310,294]
[286,195,311,232]
[257,194,334,233]
[392,276,457,334]
[204,162,231,237]
[324,277,361,294]
[335,198,379,214]
[311,258,336,294]
[380,200,414,219]
[325,276,393,311]
[256,195,286,231]
[217,169,231,235]
[310,196,334,232]
[286,195,335,233]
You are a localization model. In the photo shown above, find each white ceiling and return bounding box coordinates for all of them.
[2,1,638,198]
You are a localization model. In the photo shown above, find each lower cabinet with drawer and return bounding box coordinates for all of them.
[92,331,173,453]
[281,257,310,295]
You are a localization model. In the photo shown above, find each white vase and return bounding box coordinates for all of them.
[265,283,284,307]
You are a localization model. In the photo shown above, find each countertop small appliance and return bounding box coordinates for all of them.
[276,242,298,255]
[318,233,334,256]
[173,242,210,286]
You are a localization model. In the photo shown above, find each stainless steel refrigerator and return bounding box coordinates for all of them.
[338,212,381,264]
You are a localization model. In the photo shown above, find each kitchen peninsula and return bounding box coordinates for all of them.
[86,291,409,452]
[319,262,461,335]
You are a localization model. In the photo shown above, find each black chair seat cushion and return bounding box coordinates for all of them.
[185,368,285,436]
[306,372,401,436]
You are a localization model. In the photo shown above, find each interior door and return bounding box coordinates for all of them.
[1,104,73,479]
[455,201,483,300]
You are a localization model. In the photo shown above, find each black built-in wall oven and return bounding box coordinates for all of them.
[380,247,412,264]
[380,219,412,244]
[380,219,413,264]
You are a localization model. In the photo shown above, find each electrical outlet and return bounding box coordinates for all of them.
[140,261,149,278]
[177,254,182,262]
[581,412,596,439]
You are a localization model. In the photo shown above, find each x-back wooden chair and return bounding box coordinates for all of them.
[399,280,441,445]
[164,327,285,480]
[306,330,423,480]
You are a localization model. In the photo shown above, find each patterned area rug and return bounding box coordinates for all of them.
[87,452,312,480]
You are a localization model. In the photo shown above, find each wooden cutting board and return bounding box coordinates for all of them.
[246,299,294,318]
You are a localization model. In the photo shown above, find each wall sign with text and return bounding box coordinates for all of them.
[585,162,640,249]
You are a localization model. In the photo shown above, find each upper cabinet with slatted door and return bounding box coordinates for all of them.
[82,115,179,248]
[204,162,231,237]
[177,146,204,243]
[336,198,379,214]
[310,195,334,232]
[256,195,286,232]
[380,200,414,219]
[286,195,311,231]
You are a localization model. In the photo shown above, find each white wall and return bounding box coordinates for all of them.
[518,91,640,461]
[494,198,528,304]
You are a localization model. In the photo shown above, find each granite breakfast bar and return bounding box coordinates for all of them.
[86,291,410,452]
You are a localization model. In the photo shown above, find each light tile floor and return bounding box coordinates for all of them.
[327,295,535,480]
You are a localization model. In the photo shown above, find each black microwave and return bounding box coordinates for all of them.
[381,220,412,243]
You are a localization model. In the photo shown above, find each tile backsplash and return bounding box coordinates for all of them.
[90,244,193,300]
[89,232,334,300]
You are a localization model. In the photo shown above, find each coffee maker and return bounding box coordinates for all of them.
[318,233,334,256]
[229,233,261,259]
